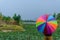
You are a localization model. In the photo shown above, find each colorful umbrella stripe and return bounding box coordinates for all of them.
[36,14,58,35]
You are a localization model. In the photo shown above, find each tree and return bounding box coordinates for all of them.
[2,16,6,22]
[0,12,3,20]
[13,13,17,21]
[57,13,60,20]
[6,16,11,22]
[17,14,21,24]
[13,13,21,25]
[53,13,56,19]
[0,12,2,16]
[53,13,56,18]
[2,16,11,23]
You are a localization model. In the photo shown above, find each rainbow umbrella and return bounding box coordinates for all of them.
[36,14,58,35]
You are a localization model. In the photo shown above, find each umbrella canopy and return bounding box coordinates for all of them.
[36,14,58,35]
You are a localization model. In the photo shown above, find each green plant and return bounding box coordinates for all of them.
[13,13,21,25]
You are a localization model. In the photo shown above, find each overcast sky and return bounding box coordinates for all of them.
[0,0,60,20]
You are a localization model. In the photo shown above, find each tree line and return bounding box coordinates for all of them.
[0,12,21,25]
[0,12,60,25]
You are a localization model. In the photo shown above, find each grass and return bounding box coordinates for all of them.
[0,24,59,40]
[0,24,43,40]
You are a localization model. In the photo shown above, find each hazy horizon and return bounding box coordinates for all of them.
[0,0,60,20]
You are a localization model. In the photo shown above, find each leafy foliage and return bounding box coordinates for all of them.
[13,13,21,25]
[0,12,3,19]
[56,13,60,20]
[2,16,11,23]
[53,13,56,19]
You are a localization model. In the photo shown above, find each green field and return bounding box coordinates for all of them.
[0,24,59,40]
